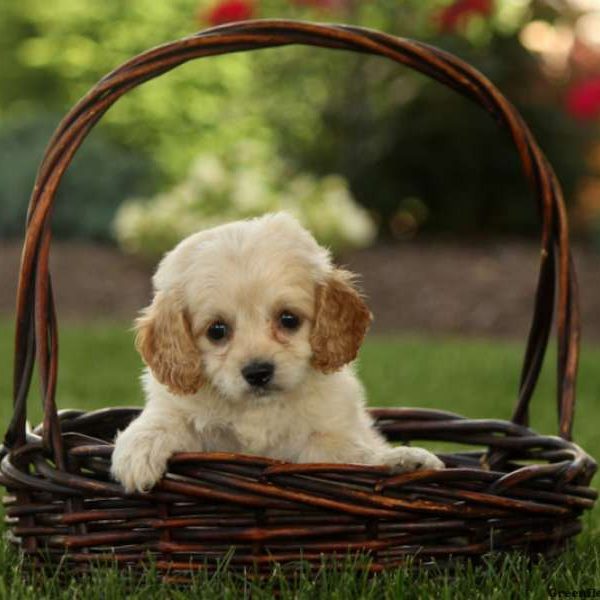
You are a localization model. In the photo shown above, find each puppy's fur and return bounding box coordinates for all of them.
[111,213,443,493]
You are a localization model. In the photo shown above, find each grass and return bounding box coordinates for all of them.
[0,318,598,598]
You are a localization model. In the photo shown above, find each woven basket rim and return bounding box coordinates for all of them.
[0,406,595,574]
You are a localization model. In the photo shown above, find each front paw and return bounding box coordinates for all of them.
[111,430,170,493]
[382,446,444,473]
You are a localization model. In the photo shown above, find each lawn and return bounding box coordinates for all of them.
[0,319,598,598]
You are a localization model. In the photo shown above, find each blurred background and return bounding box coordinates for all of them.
[1,0,600,339]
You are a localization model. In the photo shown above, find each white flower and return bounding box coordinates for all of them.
[113,140,377,258]
[189,155,227,190]
[231,168,274,214]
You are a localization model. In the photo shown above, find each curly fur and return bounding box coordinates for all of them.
[135,291,205,395]
[310,270,373,373]
[111,213,443,493]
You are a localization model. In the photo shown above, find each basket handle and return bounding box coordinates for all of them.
[5,20,580,464]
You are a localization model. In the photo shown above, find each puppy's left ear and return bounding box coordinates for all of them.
[310,269,373,373]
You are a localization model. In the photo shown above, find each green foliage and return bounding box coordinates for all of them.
[0,0,276,181]
[0,114,154,239]
[0,0,594,241]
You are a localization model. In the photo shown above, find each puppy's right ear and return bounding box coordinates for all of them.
[134,291,204,396]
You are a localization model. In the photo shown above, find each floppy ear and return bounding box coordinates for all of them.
[310,269,373,373]
[135,291,204,395]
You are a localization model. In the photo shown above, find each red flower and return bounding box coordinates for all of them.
[435,0,493,33]
[566,77,600,121]
[291,0,346,7]
[204,0,254,26]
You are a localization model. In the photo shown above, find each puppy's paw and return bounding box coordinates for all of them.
[111,429,170,494]
[382,446,444,473]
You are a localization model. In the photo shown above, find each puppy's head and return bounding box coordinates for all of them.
[135,213,372,401]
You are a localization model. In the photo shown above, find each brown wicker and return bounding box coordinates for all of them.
[1,19,597,578]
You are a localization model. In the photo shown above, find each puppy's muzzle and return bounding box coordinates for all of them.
[242,361,275,388]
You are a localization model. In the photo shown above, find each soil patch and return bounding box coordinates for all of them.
[1,239,599,341]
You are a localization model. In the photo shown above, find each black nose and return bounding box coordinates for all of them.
[242,361,275,388]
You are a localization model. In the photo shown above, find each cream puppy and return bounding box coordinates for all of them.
[111,213,443,493]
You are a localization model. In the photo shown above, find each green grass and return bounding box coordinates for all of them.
[0,319,598,598]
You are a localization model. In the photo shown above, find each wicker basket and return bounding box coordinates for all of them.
[1,20,597,579]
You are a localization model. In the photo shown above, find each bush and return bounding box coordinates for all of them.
[349,82,592,237]
[113,140,376,258]
[273,35,594,238]
[0,114,155,240]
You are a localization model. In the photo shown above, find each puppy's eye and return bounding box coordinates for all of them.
[207,321,229,342]
[279,311,301,331]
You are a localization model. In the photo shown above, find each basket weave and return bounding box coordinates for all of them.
[1,20,597,579]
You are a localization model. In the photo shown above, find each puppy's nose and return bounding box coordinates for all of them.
[242,361,275,388]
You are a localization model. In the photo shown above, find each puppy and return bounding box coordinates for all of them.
[111,213,443,493]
